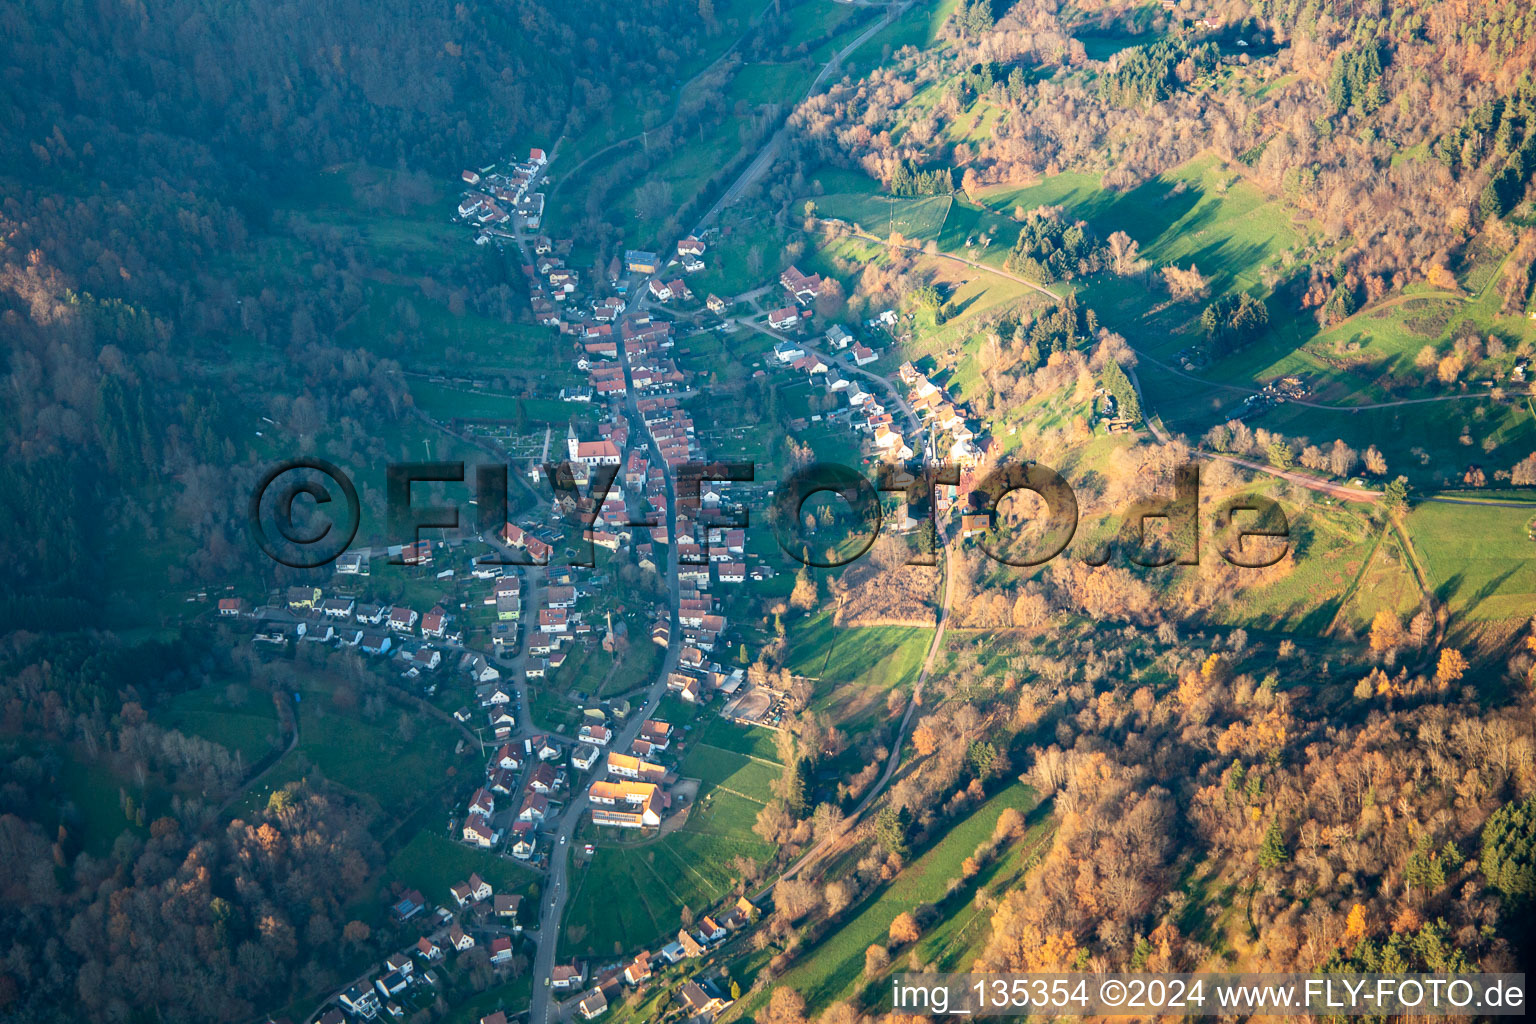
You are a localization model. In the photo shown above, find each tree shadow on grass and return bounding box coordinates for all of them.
[1462,564,1523,618]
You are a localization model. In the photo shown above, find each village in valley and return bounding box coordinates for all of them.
[217,123,1004,1024]
[15,0,1536,1022]
[194,9,1536,1024]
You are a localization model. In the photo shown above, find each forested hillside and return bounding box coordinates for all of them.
[0,0,726,618]
[0,2,728,1020]
[791,0,1536,290]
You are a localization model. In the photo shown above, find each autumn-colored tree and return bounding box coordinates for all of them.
[754,800,793,844]
[1161,263,1209,301]
[774,879,822,923]
[1175,671,1206,707]
[766,986,809,1024]
[912,723,939,757]
[1345,903,1368,943]
[1369,610,1405,652]
[820,1003,859,1024]
[994,806,1026,842]
[1028,930,1081,971]
[1435,648,1468,687]
[889,911,921,945]
[815,277,847,319]
[1424,262,1458,289]
[789,567,817,611]
[864,944,891,976]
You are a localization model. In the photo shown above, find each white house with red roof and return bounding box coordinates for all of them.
[517,792,549,824]
[566,425,621,466]
[780,265,823,304]
[768,307,801,330]
[463,814,495,847]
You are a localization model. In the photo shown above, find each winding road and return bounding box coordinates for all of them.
[546,0,775,212]
[735,304,960,891]
[216,690,300,816]
[693,1,916,234]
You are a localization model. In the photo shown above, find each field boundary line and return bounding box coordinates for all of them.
[634,842,700,907]
[1323,523,1386,636]
[655,838,724,899]
[923,820,1058,965]
[693,741,783,768]
[709,783,770,804]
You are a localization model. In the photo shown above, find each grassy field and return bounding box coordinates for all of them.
[972,158,1536,487]
[1210,499,1379,634]
[1407,499,1536,622]
[561,787,777,958]
[942,97,1008,146]
[408,381,571,423]
[1254,395,1536,490]
[1075,26,1164,61]
[1338,524,1425,631]
[685,743,782,802]
[232,673,466,824]
[382,831,541,908]
[758,783,1042,1013]
[560,719,781,958]
[844,0,959,77]
[694,715,782,762]
[446,974,535,1024]
[977,154,1302,315]
[910,803,1056,974]
[812,192,952,240]
[788,2,869,59]
[58,754,142,856]
[785,613,930,715]
[727,62,816,109]
[155,685,283,766]
[688,215,791,299]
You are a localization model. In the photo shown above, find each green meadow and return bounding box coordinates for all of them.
[746,783,1043,1014]
[155,684,284,766]
[1408,499,1536,623]
[560,719,781,959]
[383,831,541,909]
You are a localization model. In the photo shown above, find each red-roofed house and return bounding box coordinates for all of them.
[768,307,800,330]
